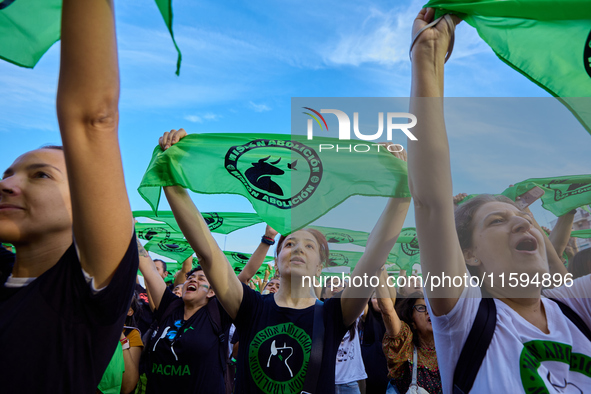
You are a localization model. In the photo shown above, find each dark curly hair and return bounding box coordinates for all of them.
[395,291,425,348]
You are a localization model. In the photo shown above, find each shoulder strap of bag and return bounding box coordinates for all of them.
[549,298,591,342]
[206,297,229,373]
[301,299,325,394]
[452,298,497,394]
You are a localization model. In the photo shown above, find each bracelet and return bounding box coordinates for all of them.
[261,235,275,245]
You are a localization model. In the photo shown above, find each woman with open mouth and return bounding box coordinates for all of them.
[156,128,411,394]
[407,7,591,394]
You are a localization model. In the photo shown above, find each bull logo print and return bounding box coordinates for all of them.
[245,156,286,196]
[267,340,294,378]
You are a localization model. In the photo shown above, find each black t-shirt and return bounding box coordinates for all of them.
[146,288,232,394]
[360,301,389,394]
[234,283,348,394]
[0,236,139,394]
[0,245,15,285]
[134,283,154,336]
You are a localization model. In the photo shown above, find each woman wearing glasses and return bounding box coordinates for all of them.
[378,281,441,394]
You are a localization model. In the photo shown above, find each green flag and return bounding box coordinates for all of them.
[502,175,591,216]
[425,0,591,134]
[144,238,194,264]
[136,222,184,241]
[0,0,61,67]
[0,0,181,72]
[325,250,401,270]
[309,225,414,246]
[154,0,182,75]
[134,210,263,234]
[571,229,591,239]
[388,227,420,272]
[138,133,410,235]
[224,251,275,275]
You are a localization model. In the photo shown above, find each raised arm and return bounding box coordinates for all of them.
[136,237,167,311]
[174,256,194,287]
[237,225,278,283]
[341,187,410,327]
[407,8,464,315]
[57,0,133,288]
[160,129,243,319]
[376,269,401,337]
[548,211,576,259]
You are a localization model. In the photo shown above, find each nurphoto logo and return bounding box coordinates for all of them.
[302,106,417,153]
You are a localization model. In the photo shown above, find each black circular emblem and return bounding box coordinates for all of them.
[225,139,323,209]
[231,252,250,263]
[400,229,419,256]
[158,241,189,253]
[203,212,224,230]
[325,232,354,243]
[0,0,17,10]
[138,226,170,241]
[585,29,591,78]
[328,252,349,267]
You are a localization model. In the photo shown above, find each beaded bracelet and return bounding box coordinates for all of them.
[261,235,275,245]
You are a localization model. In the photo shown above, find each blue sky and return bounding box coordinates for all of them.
[1,0,589,264]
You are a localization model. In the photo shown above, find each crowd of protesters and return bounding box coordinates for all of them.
[1,1,590,394]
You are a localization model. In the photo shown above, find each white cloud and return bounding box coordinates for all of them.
[184,115,202,123]
[248,101,271,112]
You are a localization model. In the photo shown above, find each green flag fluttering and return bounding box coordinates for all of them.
[309,225,414,246]
[424,0,591,134]
[0,0,181,72]
[502,175,591,217]
[571,229,591,239]
[224,251,275,275]
[0,0,61,68]
[144,238,194,264]
[154,0,182,75]
[138,133,410,235]
[325,250,401,270]
[134,210,263,235]
[388,227,420,272]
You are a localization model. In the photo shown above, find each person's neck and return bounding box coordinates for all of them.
[418,332,435,349]
[498,297,549,334]
[183,298,208,320]
[273,275,317,309]
[11,231,72,278]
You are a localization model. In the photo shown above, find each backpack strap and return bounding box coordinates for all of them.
[453,298,497,394]
[549,298,591,342]
[301,299,325,394]
[206,297,229,373]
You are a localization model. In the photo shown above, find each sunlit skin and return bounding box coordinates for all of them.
[412,299,433,343]
[182,270,214,306]
[264,278,280,294]
[154,260,168,280]
[172,284,183,297]
[466,201,548,299]
[276,231,322,279]
[273,230,324,304]
[0,149,73,277]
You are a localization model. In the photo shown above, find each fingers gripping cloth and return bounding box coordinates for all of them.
[409,14,455,63]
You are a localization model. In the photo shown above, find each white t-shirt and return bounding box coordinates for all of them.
[335,319,368,385]
[426,273,591,394]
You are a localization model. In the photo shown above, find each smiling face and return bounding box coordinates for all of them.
[276,230,323,279]
[466,201,548,288]
[0,149,72,244]
[182,270,214,304]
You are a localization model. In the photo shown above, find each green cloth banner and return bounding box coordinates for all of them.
[138,133,410,235]
[388,227,420,272]
[154,0,182,75]
[425,0,591,134]
[309,225,414,246]
[224,251,275,275]
[0,0,181,72]
[571,229,591,239]
[325,250,402,270]
[143,238,194,264]
[0,0,61,67]
[134,210,263,234]
[502,175,591,216]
